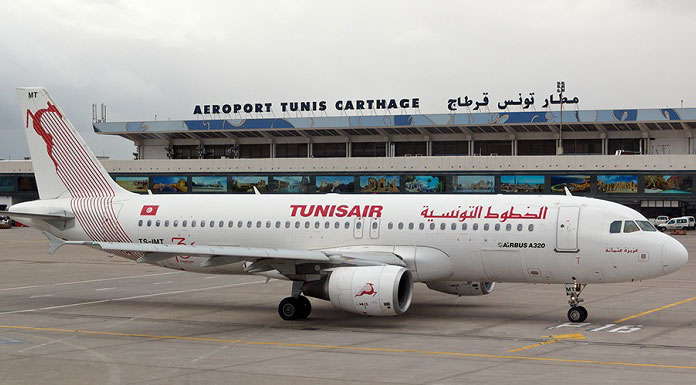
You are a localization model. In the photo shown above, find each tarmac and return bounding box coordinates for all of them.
[1,227,695,384]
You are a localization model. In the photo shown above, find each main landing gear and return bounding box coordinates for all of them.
[566,280,588,323]
[278,281,312,321]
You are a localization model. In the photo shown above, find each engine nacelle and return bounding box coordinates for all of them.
[425,281,496,296]
[303,265,413,316]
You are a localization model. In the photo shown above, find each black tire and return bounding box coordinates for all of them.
[567,306,588,323]
[297,296,312,319]
[278,297,300,320]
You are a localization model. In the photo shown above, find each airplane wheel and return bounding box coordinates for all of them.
[278,297,300,320]
[297,295,312,319]
[567,306,588,323]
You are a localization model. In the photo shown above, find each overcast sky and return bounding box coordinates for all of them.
[1,0,694,160]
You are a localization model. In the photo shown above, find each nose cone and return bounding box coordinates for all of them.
[662,237,688,275]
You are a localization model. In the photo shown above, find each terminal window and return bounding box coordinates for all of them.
[474,140,512,156]
[352,142,386,157]
[313,142,346,158]
[432,141,468,156]
[394,141,427,157]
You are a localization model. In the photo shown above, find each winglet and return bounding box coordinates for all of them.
[253,186,261,195]
[564,186,573,196]
[42,231,66,255]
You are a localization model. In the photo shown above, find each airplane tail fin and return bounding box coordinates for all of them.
[17,88,133,200]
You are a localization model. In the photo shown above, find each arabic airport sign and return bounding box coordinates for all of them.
[192,93,580,116]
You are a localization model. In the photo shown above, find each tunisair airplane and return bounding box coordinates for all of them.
[5,88,688,322]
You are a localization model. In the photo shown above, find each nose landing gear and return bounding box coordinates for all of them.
[566,281,588,322]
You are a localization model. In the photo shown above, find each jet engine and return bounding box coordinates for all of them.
[425,281,496,296]
[303,265,413,316]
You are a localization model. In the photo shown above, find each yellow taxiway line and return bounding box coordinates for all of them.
[1,325,695,371]
[614,295,696,323]
[508,333,585,353]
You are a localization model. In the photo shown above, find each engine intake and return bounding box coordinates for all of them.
[425,281,495,296]
[303,265,413,316]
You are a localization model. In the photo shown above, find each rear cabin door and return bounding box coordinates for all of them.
[556,206,580,252]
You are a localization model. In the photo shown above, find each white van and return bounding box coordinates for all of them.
[653,215,670,225]
[686,216,695,230]
[656,217,690,232]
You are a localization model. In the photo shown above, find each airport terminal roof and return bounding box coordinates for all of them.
[93,107,696,141]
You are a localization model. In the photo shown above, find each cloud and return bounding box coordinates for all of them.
[0,0,694,159]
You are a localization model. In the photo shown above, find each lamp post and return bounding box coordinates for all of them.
[557,81,565,155]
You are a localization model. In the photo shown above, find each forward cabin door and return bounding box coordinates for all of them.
[555,206,580,252]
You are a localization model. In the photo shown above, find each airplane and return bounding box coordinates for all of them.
[4,88,689,323]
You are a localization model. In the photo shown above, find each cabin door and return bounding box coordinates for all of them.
[556,206,580,252]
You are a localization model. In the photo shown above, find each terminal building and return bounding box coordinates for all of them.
[2,105,696,218]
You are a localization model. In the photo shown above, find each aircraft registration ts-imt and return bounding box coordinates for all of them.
[4,88,688,322]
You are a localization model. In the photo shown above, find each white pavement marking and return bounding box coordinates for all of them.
[95,288,116,291]
[152,281,173,285]
[0,280,269,316]
[0,272,182,293]
[29,294,54,299]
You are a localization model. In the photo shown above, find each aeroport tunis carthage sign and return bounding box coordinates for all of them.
[192,93,580,115]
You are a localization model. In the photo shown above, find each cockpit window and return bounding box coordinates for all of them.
[609,221,622,233]
[623,220,640,233]
[636,220,657,232]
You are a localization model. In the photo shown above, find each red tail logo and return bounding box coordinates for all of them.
[355,283,376,297]
[26,102,61,170]
[140,205,159,215]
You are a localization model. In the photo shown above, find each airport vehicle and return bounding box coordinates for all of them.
[656,216,691,232]
[4,88,688,323]
[0,216,12,229]
[687,216,696,230]
[653,215,670,226]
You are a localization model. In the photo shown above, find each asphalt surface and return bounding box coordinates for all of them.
[1,228,695,384]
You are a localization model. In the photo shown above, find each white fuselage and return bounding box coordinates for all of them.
[13,193,686,285]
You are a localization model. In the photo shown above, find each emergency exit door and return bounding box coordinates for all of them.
[556,206,580,252]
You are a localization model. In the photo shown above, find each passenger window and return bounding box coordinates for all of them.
[408,223,414,230]
[173,220,178,227]
[276,221,281,228]
[314,221,320,229]
[164,220,169,227]
[200,220,205,228]
[138,220,143,227]
[517,224,522,231]
[419,223,425,230]
[398,222,404,230]
[182,220,187,227]
[473,223,478,231]
[192,220,197,228]
[155,220,160,227]
[430,223,435,230]
[483,223,489,231]
[228,221,233,228]
[334,221,340,229]
[219,220,224,228]
[451,223,456,230]
[609,221,622,233]
[305,221,310,229]
[147,220,152,227]
[256,221,262,228]
[440,223,446,230]
[266,221,271,228]
[388,222,393,230]
[495,223,500,231]
[247,221,252,228]
[238,220,243,228]
[461,223,467,231]
[325,221,330,229]
[286,221,291,228]
[209,220,214,227]
[344,221,350,229]
[505,223,511,231]
[295,221,300,228]
[623,220,639,233]
[528,224,534,232]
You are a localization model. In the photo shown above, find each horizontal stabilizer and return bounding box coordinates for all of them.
[1,210,74,221]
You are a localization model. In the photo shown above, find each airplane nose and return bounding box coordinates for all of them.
[662,237,688,275]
